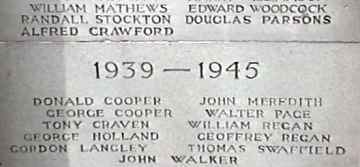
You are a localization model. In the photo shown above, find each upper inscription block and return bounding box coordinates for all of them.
[0,0,359,42]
